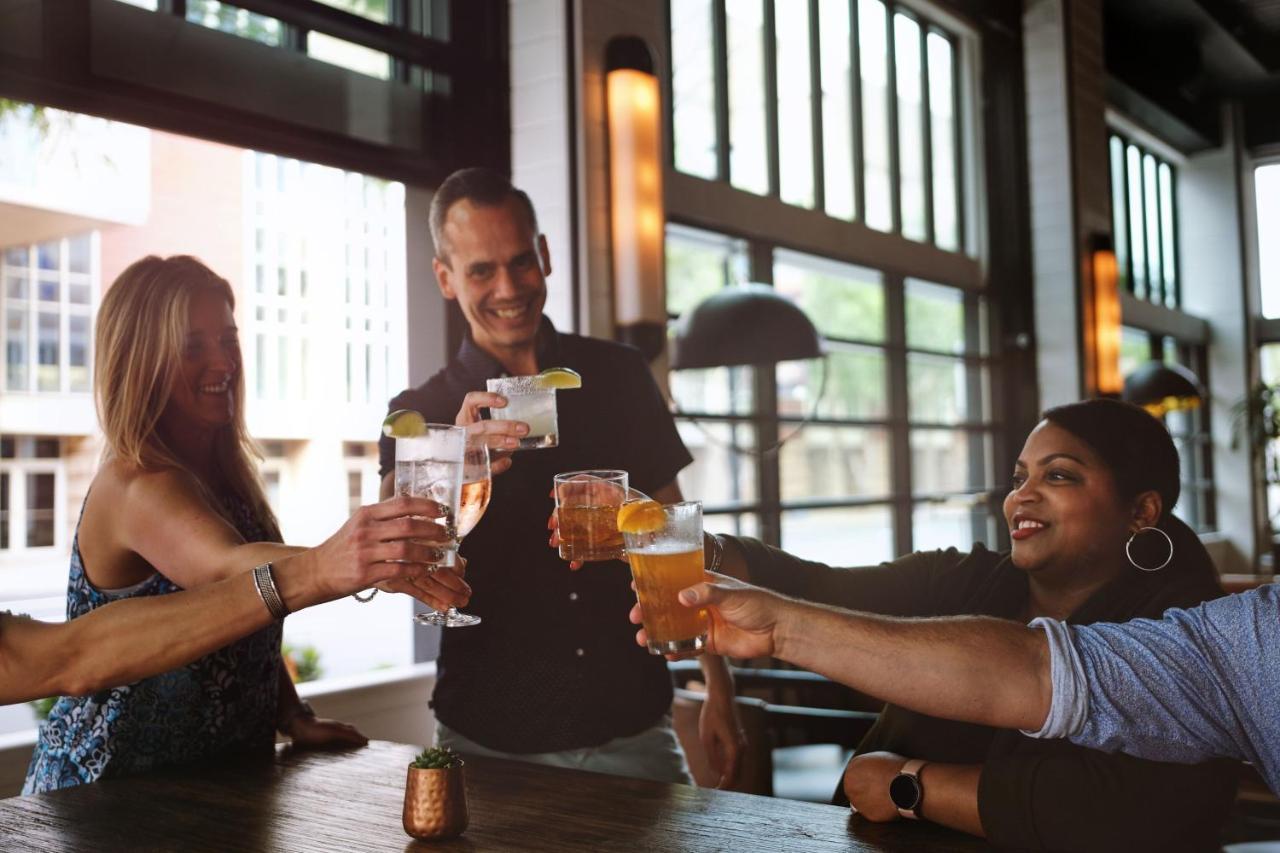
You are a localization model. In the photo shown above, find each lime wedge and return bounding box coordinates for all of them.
[617,499,666,535]
[382,409,427,438]
[534,367,583,390]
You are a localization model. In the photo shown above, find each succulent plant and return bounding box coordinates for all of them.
[411,746,463,770]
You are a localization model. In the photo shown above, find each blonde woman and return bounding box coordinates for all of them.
[22,256,469,793]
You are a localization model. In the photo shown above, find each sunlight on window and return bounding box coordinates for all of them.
[1259,165,1280,319]
[927,32,959,251]
[726,0,769,195]
[818,0,855,220]
[308,31,392,80]
[671,0,718,179]
[895,13,926,241]
[776,0,814,207]
[859,0,892,231]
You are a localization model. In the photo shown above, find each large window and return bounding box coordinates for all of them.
[126,0,449,83]
[669,0,966,252]
[667,224,997,563]
[2,235,96,394]
[244,153,405,408]
[0,436,62,553]
[1109,132,1179,307]
[1121,325,1215,533]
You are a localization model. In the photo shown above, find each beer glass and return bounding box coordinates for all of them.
[622,501,709,655]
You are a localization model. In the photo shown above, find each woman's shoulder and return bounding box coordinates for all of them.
[900,543,1024,613]
[88,461,207,523]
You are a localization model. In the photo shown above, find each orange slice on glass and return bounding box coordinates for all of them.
[617,499,666,534]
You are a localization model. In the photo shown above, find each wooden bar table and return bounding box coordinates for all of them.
[0,741,990,851]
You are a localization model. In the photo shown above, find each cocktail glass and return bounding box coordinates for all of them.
[622,501,709,655]
[395,424,466,623]
[415,435,489,628]
[553,470,628,563]
[486,376,558,450]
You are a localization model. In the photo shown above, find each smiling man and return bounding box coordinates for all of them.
[377,168,743,786]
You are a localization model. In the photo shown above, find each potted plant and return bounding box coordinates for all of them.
[402,746,468,840]
[1232,381,1280,572]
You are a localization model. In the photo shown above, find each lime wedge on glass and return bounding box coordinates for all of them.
[534,367,583,390]
[382,408,427,438]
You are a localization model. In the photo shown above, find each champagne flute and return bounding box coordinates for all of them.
[414,436,489,628]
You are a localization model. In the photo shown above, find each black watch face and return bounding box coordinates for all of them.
[889,773,922,811]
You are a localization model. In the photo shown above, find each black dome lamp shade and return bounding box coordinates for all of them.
[1122,360,1205,418]
[670,283,824,370]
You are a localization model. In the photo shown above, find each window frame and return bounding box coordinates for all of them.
[665,221,1001,557]
[0,441,65,556]
[1,234,99,396]
[665,0,976,259]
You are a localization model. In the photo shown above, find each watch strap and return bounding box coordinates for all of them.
[895,758,927,819]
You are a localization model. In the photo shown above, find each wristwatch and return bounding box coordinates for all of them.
[889,758,927,819]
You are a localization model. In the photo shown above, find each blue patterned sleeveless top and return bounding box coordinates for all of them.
[22,495,283,794]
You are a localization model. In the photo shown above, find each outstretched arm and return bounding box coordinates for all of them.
[2,496,466,704]
[657,574,1054,733]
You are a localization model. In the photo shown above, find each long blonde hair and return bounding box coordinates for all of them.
[95,255,280,539]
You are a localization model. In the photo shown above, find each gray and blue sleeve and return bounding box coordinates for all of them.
[1024,587,1280,791]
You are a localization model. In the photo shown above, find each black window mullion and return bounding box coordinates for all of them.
[390,0,410,82]
[885,2,902,235]
[1149,148,1164,307]
[712,0,731,182]
[748,241,782,547]
[1170,166,1181,308]
[809,0,825,212]
[849,0,865,222]
[949,31,964,251]
[886,271,912,556]
[1133,141,1147,300]
[919,16,934,245]
[1111,134,1131,294]
[763,0,781,198]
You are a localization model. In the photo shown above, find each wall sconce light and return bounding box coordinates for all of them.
[1090,234,1123,397]
[606,35,666,361]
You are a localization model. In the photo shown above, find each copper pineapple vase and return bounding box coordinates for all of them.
[403,763,469,840]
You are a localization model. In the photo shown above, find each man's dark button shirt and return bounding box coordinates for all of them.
[378,318,692,754]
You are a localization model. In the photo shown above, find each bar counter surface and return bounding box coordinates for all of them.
[0,740,990,851]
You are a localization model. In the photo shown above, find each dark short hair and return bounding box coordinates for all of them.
[1041,398,1180,521]
[429,167,540,264]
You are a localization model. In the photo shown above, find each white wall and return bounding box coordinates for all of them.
[1180,107,1256,573]
[511,0,577,333]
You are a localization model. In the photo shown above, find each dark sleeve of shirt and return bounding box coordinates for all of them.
[722,538,989,618]
[615,349,693,495]
[978,747,1238,852]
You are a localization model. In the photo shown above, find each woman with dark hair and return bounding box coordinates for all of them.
[709,399,1236,851]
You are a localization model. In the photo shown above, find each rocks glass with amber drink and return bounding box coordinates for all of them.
[619,500,709,655]
[553,470,628,562]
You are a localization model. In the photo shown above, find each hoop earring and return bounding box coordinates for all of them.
[1126,526,1173,572]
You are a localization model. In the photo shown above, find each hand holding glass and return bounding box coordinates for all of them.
[413,433,489,628]
[395,424,468,625]
[623,501,709,655]
[554,470,629,562]
[486,376,558,449]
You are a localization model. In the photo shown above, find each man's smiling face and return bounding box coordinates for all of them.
[433,196,550,359]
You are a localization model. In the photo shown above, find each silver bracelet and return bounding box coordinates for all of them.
[252,562,290,620]
[707,533,724,575]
